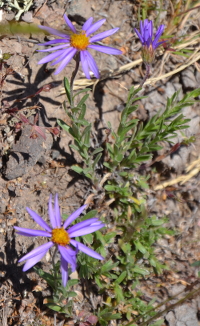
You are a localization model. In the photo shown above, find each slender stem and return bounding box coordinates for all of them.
[139,63,151,88]
[70,52,80,108]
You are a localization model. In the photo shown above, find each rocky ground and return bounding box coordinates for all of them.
[0,0,200,325]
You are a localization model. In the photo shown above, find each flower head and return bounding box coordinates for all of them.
[14,194,105,287]
[38,14,122,79]
[134,19,165,64]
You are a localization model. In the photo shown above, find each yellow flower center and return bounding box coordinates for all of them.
[51,228,70,246]
[70,31,89,50]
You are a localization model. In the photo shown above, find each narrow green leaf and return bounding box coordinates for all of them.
[133,154,152,163]
[114,283,124,302]
[71,165,83,174]
[71,123,80,139]
[106,143,114,157]
[73,88,90,98]
[103,161,112,169]
[135,241,147,254]
[46,304,62,312]
[66,279,79,287]
[57,119,70,132]
[64,77,71,104]
[82,125,91,147]
[104,185,116,191]
[70,144,80,152]
[78,104,86,120]
[84,210,98,219]
[191,260,200,267]
[92,152,102,168]
[115,152,124,162]
[115,271,127,284]
[150,218,165,226]
[93,147,103,155]
[77,94,89,108]
[82,233,93,245]
[132,266,150,275]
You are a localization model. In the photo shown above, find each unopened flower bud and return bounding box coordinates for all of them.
[134,19,165,65]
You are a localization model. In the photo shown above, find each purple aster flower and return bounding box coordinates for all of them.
[134,19,165,64]
[14,194,105,287]
[37,14,122,79]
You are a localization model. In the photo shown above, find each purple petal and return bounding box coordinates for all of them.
[38,44,70,52]
[63,14,76,33]
[155,25,165,39]
[69,223,105,237]
[50,49,71,65]
[54,47,77,74]
[54,194,61,228]
[70,239,104,260]
[38,50,65,65]
[88,44,122,55]
[153,25,165,46]
[90,27,119,43]
[86,19,106,36]
[70,254,77,272]
[150,21,153,38]
[60,256,68,287]
[153,40,165,49]
[15,231,37,237]
[48,194,57,228]
[63,205,87,229]
[38,38,70,46]
[39,25,69,38]
[26,207,52,232]
[67,217,98,234]
[67,246,77,256]
[58,245,77,268]
[85,51,99,78]
[140,20,144,37]
[90,221,103,226]
[80,50,91,79]
[65,247,77,271]
[14,226,51,238]
[144,19,149,28]
[19,241,53,263]
[134,28,143,43]
[23,251,48,271]
[82,17,93,32]
[146,37,152,47]
[145,21,153,40]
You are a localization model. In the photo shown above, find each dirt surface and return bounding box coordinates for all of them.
[0,0,200,325]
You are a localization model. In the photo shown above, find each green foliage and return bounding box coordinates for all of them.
[34,264,79,316]
[57,77,103,184]
[60,82,198,186]
[98,308,121,326]
[0,21,41,34]
[57,76,200,325]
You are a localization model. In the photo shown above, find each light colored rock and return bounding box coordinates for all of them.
[66,0,93,19]
[175,304,199,326]
[181,67,197,89]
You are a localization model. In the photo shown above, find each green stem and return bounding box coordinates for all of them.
[70,52,80,108]
[139,63,151,88]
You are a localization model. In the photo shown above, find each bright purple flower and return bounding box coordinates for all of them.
[134,19,165,64]
[37,14,122,78]
[14,194,105,287]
